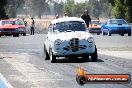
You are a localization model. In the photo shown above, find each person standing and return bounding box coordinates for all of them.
[31,17,35,35]
[63,12,68,18]
[23,18,27,27]
[81,10,91,28]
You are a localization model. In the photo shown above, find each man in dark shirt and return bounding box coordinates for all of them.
[81,10,91,28]
[31,17,35,35]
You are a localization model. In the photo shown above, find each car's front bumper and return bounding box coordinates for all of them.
[18,28,26,34]
[109,28,131,34]
[0,30,19,35]
[89,28,101,33]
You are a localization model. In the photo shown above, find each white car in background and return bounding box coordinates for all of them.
[44,17,97,63]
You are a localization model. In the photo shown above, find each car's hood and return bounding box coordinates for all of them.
[15,25,25,28]
[0,24,18,29]
[51,31,92,41]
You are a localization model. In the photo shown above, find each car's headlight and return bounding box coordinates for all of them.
[15,28,19,31]
[87,37,94,43]
[54,39,62,45]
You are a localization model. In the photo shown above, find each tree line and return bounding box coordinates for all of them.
[0,0,132,22]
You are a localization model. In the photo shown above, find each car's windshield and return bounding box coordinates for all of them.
[53,21,86,32]
[15,20,25,25]
[1,21,15,25]
[91,21,101,25]
[109,19,127,24]
[1,20,24,25]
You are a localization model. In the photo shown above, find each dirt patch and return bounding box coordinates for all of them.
[25,19,52,34]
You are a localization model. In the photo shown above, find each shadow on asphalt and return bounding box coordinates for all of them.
[52,58,104,63]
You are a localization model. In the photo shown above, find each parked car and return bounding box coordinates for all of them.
[44,17,98,63]
[12,19,26,36]
[101,19,131,36]
[0,20,19,37]
[89,20,101,35]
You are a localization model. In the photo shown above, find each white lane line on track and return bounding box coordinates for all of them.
[0,73,14,88]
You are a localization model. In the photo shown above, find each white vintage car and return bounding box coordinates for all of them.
[44,17,97,63]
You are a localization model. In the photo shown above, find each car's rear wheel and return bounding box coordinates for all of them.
[13,35,16,37]
[23,33,26,36]
[15,34,19,37]
[101,30,106,35]
[91,46,98,62]
[97,33,100,35]
[128,33,131,36]
[107,31,111,36]
[44,45,50,60]
[49,48,56,63]
[121,34,124,36]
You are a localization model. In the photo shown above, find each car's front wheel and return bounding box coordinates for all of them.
[120,34,124,36]
[23,33,26,36]
[82,54,89,62]
[49,48,56,63]
[128,33,131,36]
[91,46,98,62]
[107,30,111,36]
[97,33,100,35]
[44,45,50,60]
[13,34,19,37]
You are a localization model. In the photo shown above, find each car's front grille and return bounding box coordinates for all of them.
[69,38,79,52]
[2,29,16,32]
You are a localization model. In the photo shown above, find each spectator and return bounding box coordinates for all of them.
[23,18,27,26]
[81,10,91,27]
[30,17,35,35]
[63,12,68,18]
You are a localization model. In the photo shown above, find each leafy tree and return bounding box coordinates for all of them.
[109,0,132,22]
[125,0,132,22]
[6,0,24,18]
[26,0,50,18]
[0,0,7,19]
[64,0,75,16]
[113,0,125,19]
[53,1,64,16]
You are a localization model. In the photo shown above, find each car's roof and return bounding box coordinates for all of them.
[51,17,85,24]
